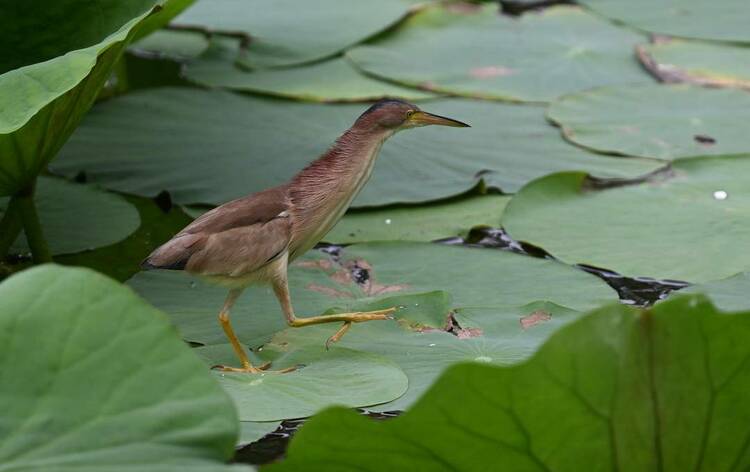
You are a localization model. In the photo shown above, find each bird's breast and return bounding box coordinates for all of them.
[288,140,384,259]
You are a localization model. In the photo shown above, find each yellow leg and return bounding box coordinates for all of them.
[213,289,296,374]
[325,321,352,350]
[272,277,394,347]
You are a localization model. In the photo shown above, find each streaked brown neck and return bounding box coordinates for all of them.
[287,123,394,258]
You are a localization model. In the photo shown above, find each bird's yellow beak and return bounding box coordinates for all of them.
[408,111,470,127]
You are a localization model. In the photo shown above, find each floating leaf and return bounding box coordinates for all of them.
[238,421,280,447]
[502,155,750,283]
[0,176,140,255]
[579,0,750,43]
[197,346,408,421]
[270,294,750,471]
[131,29,209,60]
[548,84,750,159]
[0,0,166,197]
[323,194,510,244]
[679,272,750,312]
[0,265,247,471]
[636,38,750,90]
[183,38,435,102]
[128,242,615,345]
[347,5,649,102]
[173,0,418,68]
[128,242,616,411]
[264,299,584,412]
[54,87,663,207]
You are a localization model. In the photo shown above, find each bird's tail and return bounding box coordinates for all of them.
[141,233,201,271]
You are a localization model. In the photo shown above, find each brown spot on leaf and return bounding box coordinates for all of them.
[455,327,484,339]
[520,310,552,329]
[470,66,515,79]
[331,269,352,285]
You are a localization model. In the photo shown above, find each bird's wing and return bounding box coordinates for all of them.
[143,185,292,276]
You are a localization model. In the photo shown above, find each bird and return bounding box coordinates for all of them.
[142,99,469,373]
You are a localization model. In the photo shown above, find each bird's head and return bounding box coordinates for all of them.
[356,98,470,132]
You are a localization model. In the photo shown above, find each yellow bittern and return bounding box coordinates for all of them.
[142,99,469,373]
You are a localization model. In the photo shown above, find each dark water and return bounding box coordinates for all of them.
[236,227,688,465]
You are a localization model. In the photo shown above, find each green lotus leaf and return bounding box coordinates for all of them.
[183,38,435,102]
[0,0,168,197]
[261,299,586,412]
[238,421,280,447]
[502,155,750,283]
[270,294,750,471]
[0,176,140,255]
[347,4,650,102]
[131,29,209,60]
[127,242,616,412]
[54,87,663,207]
[548,84,750,160]
[678,272,750,312]
[127,242,616,345]
[637,38,750,90]
[579,0,750,43]
[324,194,510,244]
[0,264,249,471]
[173,0,419,68]
[197,345,408,421]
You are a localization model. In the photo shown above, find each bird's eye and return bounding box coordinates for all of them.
[406,110,415,118]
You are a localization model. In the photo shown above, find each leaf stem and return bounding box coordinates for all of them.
[0,195,23,260]
[15,181,52,264]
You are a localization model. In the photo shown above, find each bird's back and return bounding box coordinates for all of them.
[142,185,292,278]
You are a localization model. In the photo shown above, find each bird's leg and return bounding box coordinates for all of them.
[272,277,394,347]
[213,289,295,374]
[213,289,263,373]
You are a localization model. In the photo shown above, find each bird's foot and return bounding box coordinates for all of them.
[211,362,297,374]
[322,308,397,349]
[326,321,352,350]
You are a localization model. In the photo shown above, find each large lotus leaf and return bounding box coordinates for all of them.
[173,0,417,69]
[502,155,750,283]
[196,345,408,421]
[324,194,510,244]
[259,299,586,412]
[127,242,616,345]
[548,84,750,160]
[238,421,280,447]
[0,176,140,255]
[678,272,750,312]
[579,0,750,43]
[0,0,167,197]
[637,39,750,90]
[131,29,209,60]
[53,87,663,207]
[347,4,649,102]
[269,294,750,471]
[183,38,435,102]
[0,265,249,471]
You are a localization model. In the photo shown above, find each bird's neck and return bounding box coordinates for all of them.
[287,126,394,258]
